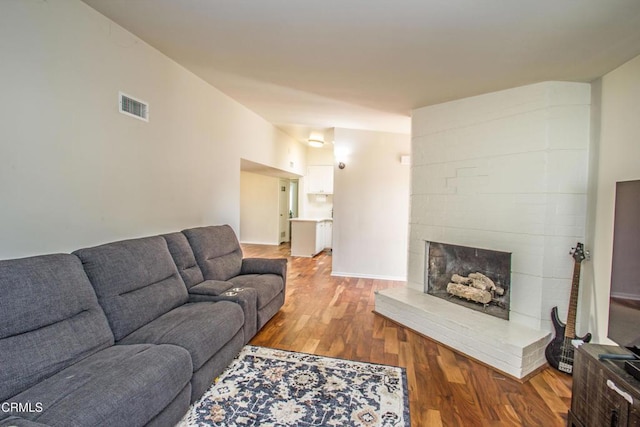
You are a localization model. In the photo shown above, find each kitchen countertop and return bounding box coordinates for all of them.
[289,218,333,222]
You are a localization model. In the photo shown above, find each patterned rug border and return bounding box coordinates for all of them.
[179,345,411,426]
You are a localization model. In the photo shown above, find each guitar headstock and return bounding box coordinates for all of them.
[571,242,588,263]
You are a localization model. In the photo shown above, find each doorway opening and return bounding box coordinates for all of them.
[240,159,301,245]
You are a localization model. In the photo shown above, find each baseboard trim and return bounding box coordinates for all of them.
[239,240,281,245]
[330,271,406,281]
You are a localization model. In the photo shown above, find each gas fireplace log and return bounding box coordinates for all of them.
[446,282,492,304]
[451,274,472,285]
[469,280,505,296]
[468,272,497,291]
[469,279,491,291]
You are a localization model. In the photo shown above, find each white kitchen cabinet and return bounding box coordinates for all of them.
[290,219,332,257]
[315,221,325,254]
[324,220,332,249]
[306,165,333,194]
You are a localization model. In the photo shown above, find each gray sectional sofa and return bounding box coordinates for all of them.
[171,225,287,335]
[0,225,287,427]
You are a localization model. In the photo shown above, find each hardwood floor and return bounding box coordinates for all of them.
[244,243,573,427]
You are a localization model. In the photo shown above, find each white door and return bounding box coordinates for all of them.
[278,179,290,243]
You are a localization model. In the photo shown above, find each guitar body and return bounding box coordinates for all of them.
[544,243,591,375]
[545,306,592,374]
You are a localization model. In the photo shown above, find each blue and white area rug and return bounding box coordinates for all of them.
[178,345,410,426]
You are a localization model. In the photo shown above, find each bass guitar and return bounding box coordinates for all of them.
[545,242,592,375]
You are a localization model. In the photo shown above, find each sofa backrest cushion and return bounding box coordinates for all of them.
[74,236,189,341]
[0,254,114,402]
[162,232,204,289]
[182,225,243,281]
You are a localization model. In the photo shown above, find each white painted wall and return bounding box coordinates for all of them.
[0,0,305,258]
[239,172,280,245]
[409,81,592,331]
[332,128,411,280]
[588,54,640,343]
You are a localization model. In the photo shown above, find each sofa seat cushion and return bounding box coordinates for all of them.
[0,417,51,426]
[4,344,192,427]
[118,301,244,371]
[228,274,284,310]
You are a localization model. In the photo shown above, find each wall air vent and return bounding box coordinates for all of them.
[119,91,148,122]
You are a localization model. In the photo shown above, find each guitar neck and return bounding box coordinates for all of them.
[564,261,581,338]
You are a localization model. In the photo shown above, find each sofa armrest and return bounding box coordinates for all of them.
[188,280,235,297]
[240,258,287,278]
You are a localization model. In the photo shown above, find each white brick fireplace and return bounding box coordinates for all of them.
[375,81,591,379]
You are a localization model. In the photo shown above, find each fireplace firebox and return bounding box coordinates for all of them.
[425,241,511,320]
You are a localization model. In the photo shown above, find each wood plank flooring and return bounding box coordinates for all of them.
[244,243,573,426]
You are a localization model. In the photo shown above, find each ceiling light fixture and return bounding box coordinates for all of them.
[308,138,325,148]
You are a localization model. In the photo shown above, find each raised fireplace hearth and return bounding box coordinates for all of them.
[375,242,548,379]
[374,287,549,379]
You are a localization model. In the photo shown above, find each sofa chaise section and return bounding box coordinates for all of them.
[181,225,288,331]
[0,254,192,427]
[73,235,245,403]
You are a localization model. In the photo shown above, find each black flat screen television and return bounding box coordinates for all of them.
[608,179,640,356]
